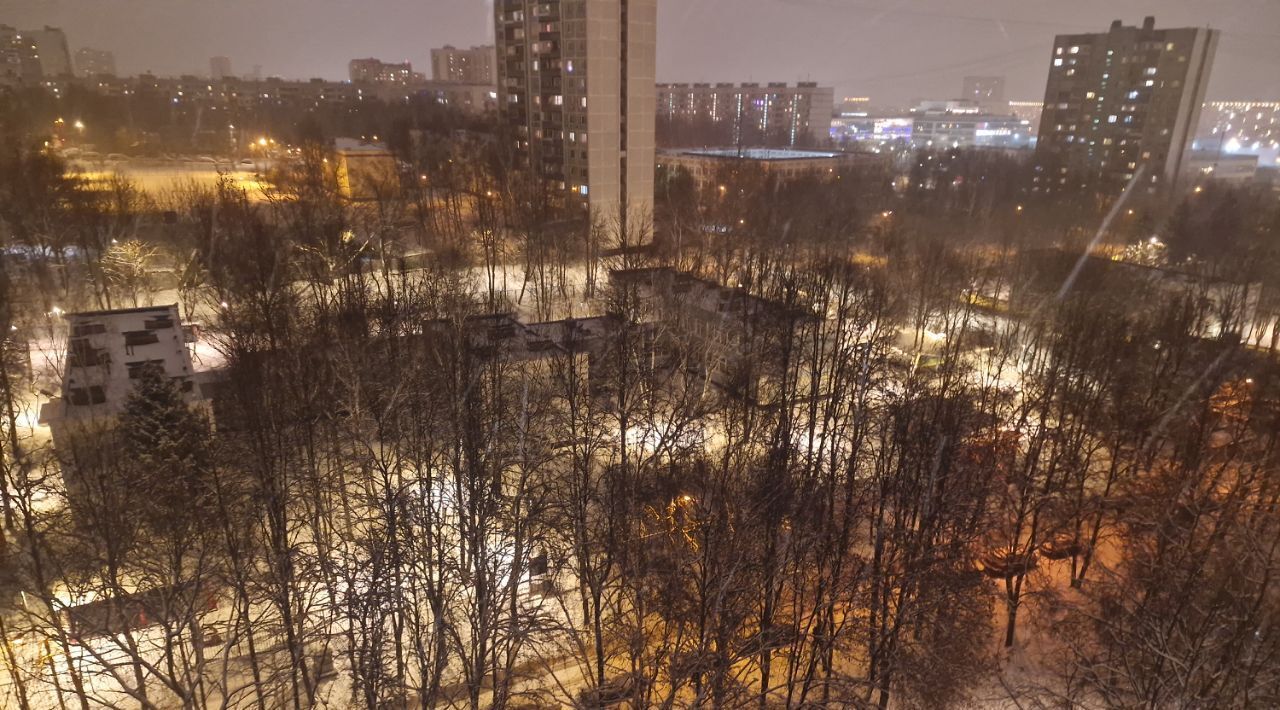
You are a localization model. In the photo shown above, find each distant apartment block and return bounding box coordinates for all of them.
[496,0,657,222]
[1034,16,1218,194]
[0,25,41,83]
[431,45,495,84]
[28,26,72,77]
[0,25,70,82]
[209,55,233,80]
[349,57,424,85]
[657,82,834,147]
[75,47,116,77]
[49,74,497,114]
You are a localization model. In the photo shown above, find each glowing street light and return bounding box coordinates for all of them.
[73,119,85,131]
[257,137,269,147]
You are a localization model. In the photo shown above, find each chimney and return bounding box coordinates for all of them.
[1142,16,1155,31]
[1110,19,1123,31]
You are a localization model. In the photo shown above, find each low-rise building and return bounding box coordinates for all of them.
[41,305,208,448]
[610,267,819,406]
[334,139,398,200]
[831,101,1034,149]
[657,147,884,189]
[1184,152,1259,184]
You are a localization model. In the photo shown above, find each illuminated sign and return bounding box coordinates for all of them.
[874,118,913,138]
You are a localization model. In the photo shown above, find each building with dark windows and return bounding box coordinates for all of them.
[657,82,834,147]
[75,47,116,77]
[1033,16,1218,195]
[41,305,209,448]
[495,0,657,221]
[431,45,496,85]
[1,25,41,84]
[1,25,70,82]
[209,55,232,80]
[27,26,72,77]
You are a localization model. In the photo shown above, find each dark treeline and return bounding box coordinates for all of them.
[1,117,1280,710]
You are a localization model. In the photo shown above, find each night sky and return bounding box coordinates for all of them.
[2,0,1277,104]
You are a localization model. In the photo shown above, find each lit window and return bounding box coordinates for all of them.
[1085,91,1096,99]
[1069,46,1080,54]
[1145,67,1157,75]
[1066,69,1075,76]
[1127,90,1139,99]
[1055,47,1064,55]
[1166,42,1175,51]
[1054,58,1063,67]
[1108,115,1117,123]
[1145,80,1155,87]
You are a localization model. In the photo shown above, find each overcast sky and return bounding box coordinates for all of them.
[2,0,1277,104]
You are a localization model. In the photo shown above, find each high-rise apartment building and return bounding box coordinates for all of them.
[1034,16,1218,194]
[495,0,656,222]
[431,45,496,84]
[27,26,72,77]
[1,25,70,82]
[657,82,834,147]
[210,55,233,80]
[75,47,117,76]
[962,76,1005,111]
[1,26,71,79]
[349,57,423,85]
[0,25,39,84]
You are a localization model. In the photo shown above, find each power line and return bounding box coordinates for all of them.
[769,0,1280,41]
[827,42,1044,86]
